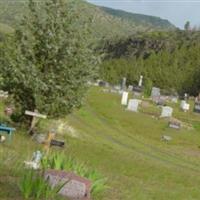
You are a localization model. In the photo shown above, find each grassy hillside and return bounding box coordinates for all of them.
[0,0,176,40]
[101,6,175,30]
[1,87,200,200]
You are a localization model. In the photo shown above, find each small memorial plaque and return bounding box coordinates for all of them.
[45,169,91,200]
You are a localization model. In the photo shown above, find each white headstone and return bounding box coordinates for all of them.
[121,92,129,106]
[138,75,143,87]
[180,100,190,112]
[160,106,173,118]
[183,103,190,112]
[127,99,140,112]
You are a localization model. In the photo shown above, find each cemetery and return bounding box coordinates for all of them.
[1,1,200,199]
[2,83,200,200]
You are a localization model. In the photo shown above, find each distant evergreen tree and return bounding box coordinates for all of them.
[184,21,191,31]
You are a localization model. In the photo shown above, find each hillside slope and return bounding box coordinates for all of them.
[101,6,175,31]
[2,87,200,200]
[0,0,176,40]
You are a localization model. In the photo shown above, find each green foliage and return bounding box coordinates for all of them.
[101,6,175,30]
[41,152,108,195]
[0,0,176,43]
[0,0,98,120]
[19,169,65,200]
[101,30,200,96]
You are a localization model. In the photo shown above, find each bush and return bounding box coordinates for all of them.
[19,169,65,200]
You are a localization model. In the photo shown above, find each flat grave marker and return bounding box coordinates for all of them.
[45,169,91,200]
[169,120,181,129]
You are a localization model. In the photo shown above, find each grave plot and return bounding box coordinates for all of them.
[45,169,92,200]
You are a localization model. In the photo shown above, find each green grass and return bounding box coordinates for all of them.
[1,87,200,200]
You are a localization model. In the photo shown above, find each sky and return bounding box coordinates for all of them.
[86,0,200,29]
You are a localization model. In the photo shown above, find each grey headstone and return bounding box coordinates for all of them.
[151,87,160,99]
[127,99,141,112]
[121,77,127,91]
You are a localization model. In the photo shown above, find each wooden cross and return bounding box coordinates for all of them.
[25,110,47,135]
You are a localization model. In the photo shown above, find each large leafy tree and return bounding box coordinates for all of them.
[1,0,98,119]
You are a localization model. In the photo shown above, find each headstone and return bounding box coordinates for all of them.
[160,106,173,118]
[194,101,200,113]
[121,77,127,91]
[127,99,140,112]
[156,96,166,106]
[121,92,129,106]
[151,87,160,102]
[180,100,190,112]
[138,75,143,87]
[45,169,91,200]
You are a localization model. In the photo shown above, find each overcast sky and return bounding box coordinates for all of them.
[86,0,200,29]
